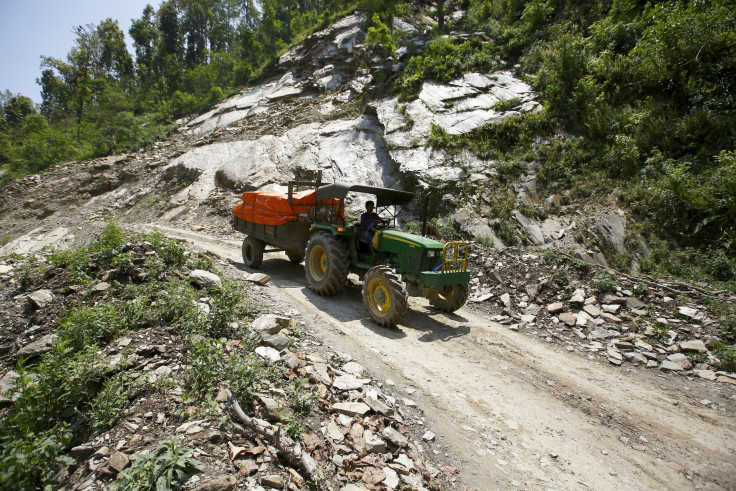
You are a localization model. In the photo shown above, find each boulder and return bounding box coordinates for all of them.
[28,289,53,309]
[679,340,707,352]
[189,270,222,289]
[666,353,693,370]
[17,334,57,359]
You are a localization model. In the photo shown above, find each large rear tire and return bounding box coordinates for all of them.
[304,232,349,296]
[242,236,264,269]
[428,283,469,312]
[362,266,408,328]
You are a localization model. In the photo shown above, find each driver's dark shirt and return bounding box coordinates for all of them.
[360,211,380,239]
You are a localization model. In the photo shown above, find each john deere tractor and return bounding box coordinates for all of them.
[233,178,470,327]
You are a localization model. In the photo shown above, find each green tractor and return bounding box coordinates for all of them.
[233,178,470,327]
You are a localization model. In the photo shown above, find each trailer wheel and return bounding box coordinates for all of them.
[242,236,264,269]
[305,232,349,296]
[286,251,304,264]
[428,283,469,312]
[363,266,408,328]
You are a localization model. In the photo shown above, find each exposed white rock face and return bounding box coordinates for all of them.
[164,116,398,204]
[375,70,538,143]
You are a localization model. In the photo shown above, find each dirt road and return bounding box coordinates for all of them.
[146,224,736,490]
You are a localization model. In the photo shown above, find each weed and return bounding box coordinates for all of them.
[111,251,137,277]
[542,249,559,264]
[15,259,45,290]
[711,343,736,372]
[144,230,187,267]
[476,235,494,248]
[685,351,709,366]
[285,414,304,439]
[144,195,158,208]
[57,304,126,351]
[573,258,591,273]
[198,280,252,338]
[90,220,126,263]
[493,220,518,245]
[649,324,671,344]
[184,336,226,401]
[632,283,649,297]
[431,216,459,241]
[518,205,547,221]
[286,378,315,415]
[493,97,522,111]
[110,438,203,490]
[92,373,133,430]
[228,353,262,406]
[0,234,11,247]
[553,267,570,288]
[593,272,618,294]
[0,427,73,489]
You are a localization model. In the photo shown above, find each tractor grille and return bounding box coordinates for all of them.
[410,250,444,272]
[422,253,443,271]
[410,251,421,271]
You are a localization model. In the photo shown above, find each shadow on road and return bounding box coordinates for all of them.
[229,255,471,343]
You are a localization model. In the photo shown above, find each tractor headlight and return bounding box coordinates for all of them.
[426,250,436,257]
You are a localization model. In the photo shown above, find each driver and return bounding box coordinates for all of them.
[360,200,380,244]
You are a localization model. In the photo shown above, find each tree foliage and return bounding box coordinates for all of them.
[1,0,358,181]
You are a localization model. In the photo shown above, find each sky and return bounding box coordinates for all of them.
[0,0,157,103]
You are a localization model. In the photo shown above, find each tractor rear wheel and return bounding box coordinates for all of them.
[242,236,264,269]
[428,283,469,312]
[362,266,408,328]
[304,232,349,296]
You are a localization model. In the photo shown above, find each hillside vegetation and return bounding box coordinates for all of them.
[1,0,735,285]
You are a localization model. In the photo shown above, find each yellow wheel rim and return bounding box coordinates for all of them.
[309,245,327,281]
[367,277,391,316]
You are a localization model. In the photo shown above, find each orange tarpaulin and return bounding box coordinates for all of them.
[233,190,317,226]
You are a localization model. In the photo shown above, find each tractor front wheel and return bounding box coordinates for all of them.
[242,236,264,269]
[428,283,469,312]
[362,266,408,328]
[304,232,349,295]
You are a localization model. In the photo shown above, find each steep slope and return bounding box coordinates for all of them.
[1,7,736,491]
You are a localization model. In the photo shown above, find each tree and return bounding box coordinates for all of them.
[95,18,134,85]
[129,5,159,88]
[38,69,69,121]
[180,0,212,68]
[3,95,35,145]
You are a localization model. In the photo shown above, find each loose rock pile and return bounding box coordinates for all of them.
[0,243,454,490]
[466,246,736,384]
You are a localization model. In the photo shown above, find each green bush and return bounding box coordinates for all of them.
[0,428,73,490]
[365,14,395,56]
[111,439,203,491]
[57,304,126,351]
[92,374,133,430]
[593,272,618,294]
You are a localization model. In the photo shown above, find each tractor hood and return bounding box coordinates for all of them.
[379,230,445,249]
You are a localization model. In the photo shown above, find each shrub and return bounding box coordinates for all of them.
[593,272,618,293]
[365,14,395,56]
[92,373,133,430]
[0,428,73,489]
[111,439,203,491]
[476,235,494,248]
[57,304,126,351]
[553,267,569,287]
[90,220,126,263]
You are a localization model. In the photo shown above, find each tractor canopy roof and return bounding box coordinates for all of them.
[315,182,415,207]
